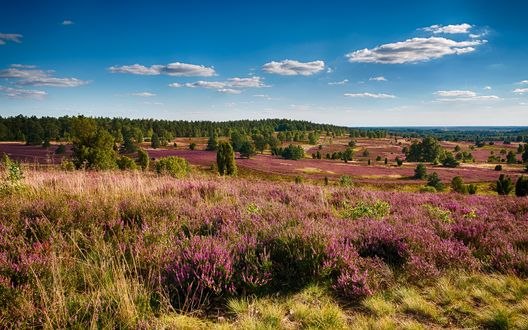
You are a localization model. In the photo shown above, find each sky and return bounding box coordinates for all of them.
[1,0,528,126]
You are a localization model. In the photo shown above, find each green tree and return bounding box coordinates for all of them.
[496,174,514,195]
[308,132,319,145]
[239,141,256,159]
[506,151,517,164]
[189,142,196,150]
[427,172,444,191]
[414,163,427,179]
[442,152,460,168]
[137,148,149,171]
[515,175,528,197]
[206,133,218,151]
[253,134,268,153]
[341,147,353,163]
[217,142,237,176]
[282,144,304,160]
[406,136,443,162]
[151,133,161,149]
[71,117,117,170]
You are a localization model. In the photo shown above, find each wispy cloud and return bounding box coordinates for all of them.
[0,65,89,87]
[422,23,472,34]
[434,90,500,101]
[169,76,268,94]
[62,20,74,25]
[0,33,23,45]
[346,37,485,64]
[109,62,216,77]
[518,80,528,85]
[328,79,348,85]
[344,92,396,99]
[131,92,156,97]
[513,88,528,94]
[484,86,492,90]
[369,76,387,81]
[0,86,47,99]
[262,59,325,76]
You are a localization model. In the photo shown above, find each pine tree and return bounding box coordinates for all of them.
[217,142,237,176]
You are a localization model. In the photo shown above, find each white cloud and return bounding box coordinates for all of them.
[218,88,242,94]
[513,88,528,94]
[435,90,476,98]
[518,80,528,85]
[0,33,23,45]
[484,86,492,90]
[131,92,156,97]
[423,23,472,34]
[346,37,485,64]
[62,20,74,25]
[262,59,325,76]
[0,65,89,87]
[328,79,349,85]
[344,92,396,99]
[108,62,216,76]
[0,86,47,99]
[169,76,267,94]
[434,90,500,101]
[369,76,387,81]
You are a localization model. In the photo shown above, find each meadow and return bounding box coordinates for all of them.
[1,167,527,328]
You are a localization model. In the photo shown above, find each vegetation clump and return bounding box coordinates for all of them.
[155,156,190,177]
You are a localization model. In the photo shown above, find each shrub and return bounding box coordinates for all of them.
[60,159,75,171]
[442,152,460,168]
[282,144,304,160]
[1,154,24,192]
[163,236,235,311]
[396,157,403,166]
[341,147,353,163]
[137,148,149,170]
[467,184,478,195]
[495,174,514,195]
[117,156,138,170]
[427,172,444,191]
[339,200,391,220]
[414,163,427,179]
[515,175,528,197]
[451,176,467,194]
[217,142,237,176]
[155,156,190,177]
[494,164,502,171]
[339,175,353,187]
[189,142,196,150]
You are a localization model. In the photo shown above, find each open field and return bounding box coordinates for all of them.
[1,139,525,188]
[1,169,527,328]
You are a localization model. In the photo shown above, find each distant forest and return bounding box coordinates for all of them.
[0,115,527,145]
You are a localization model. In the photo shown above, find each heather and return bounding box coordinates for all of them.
[1,169,528,328]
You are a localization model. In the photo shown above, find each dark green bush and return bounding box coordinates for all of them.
[155,156,190,177]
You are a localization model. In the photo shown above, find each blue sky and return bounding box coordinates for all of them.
[1,0,528,126]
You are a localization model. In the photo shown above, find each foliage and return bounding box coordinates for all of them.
[281,144,304,160]
[54,144,66,154]
[189,142,196,150]
[71,117,117,170]
[0,153,24,192]
[341,147,353,163]
[217,142,237,176]
[496,174,514,195]
[442,152,460,168]
[338,200,391,220]
[150,132,161,149]
[117,155,138,171]
[413,163,427,179]
[426,172,444,191]
[239,141,256,159]
[515,175,528,197]
[495,164,502,171]
[405,136,443,163]
[155,156,190,177]
[205,132,218,151]
[137,148,149,171]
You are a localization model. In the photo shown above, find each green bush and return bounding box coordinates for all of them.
[413,163,427,179]
[155,156,190,178]
[137,149,149,171]
[427,172,444,191]
[60,159,75,171]
[117,156,138,171]
[339,200,390,220]
[419,186,437,193]
[515,175,528,197]
[496,174,514,195]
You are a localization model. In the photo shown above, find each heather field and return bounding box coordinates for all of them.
[1,169,528,328]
